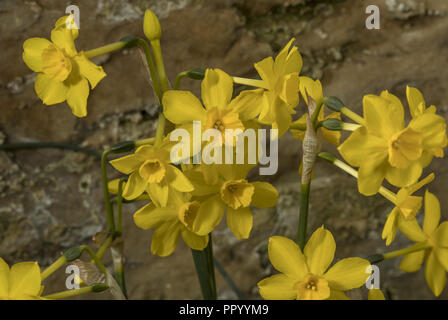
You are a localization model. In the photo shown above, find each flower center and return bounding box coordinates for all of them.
[139,159,166,183]
[220,179,254,209]
[294,273,330,300]
[213,120,225,132]
[178,201,200,231]
[388,127,423,169]
[41,44,72,82]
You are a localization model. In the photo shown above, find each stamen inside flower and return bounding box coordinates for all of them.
[178,201,200,231]
[294,274,330,300]
[139,159,166,183]
[41,44,72,82]
[220,179,254,209]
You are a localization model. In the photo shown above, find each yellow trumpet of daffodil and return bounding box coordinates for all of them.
[382,173,435,246]
[22,15,106,117]
[257,228,371,300]
[0,258,44,300]
[338,89,447,195]
[109,142,194,207]
[133,191,208,257]
[290,76,341,146]
[398,190,448,296]
[185,164,278,239]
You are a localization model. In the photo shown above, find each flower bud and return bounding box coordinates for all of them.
[143,9,161,41]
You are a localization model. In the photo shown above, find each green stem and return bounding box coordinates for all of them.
[213,258,244,300]
[101,149,116,233]
[368,242,430,264]
[297,182,311,250]
[84,42,127,59]
[150,39,169,93]
[41,256,67,281]
[81,245,108,275]
[174,71,188,90]
[311,97,326,129]
[117,179,125,234]
[191,235,217,300]
[95,235,114,260]
[136,39,162,102]
[43,284,109,300]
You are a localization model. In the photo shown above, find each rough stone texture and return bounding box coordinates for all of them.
[0,0,448,300]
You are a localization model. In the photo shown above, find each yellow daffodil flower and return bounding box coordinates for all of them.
[368,288,385,300]
[109,143,194,207]
[0,258,44,300]
[243,38,303,138]
[185,164,278,239]
[163,68,259,145]
[398,191,448,296]
[290,76,341,146]
[257,228,371,300]
[22,15,106,117]
[133,191,208,257]
[338,89,447,195]
[382,173,434,246]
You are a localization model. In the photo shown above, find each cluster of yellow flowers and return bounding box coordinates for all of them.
[9,9,448,300]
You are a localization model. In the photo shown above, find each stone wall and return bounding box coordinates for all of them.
[1,0,447,299]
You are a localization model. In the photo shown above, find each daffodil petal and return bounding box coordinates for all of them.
[254,57,275,88]
[423,190,441,236]
[385,160,422,188]
[165,165,194,192]
[257,274,297,300]
[109,154,142,175]
[328,290,350,300]
[66,77,89,117]
[162,90,206,124]
[23,38,51,72]
[436,222,448,248]
[229,89,264,121]
[151,221,181,257]
[406,86,425,118]
[0,258,9,297]
[51,26,77,56]
[268,236,308,280]
[133,203,176,230]
[304,226,336,276]
[251,182,278,208]
[424,251,447,297]
[299,77,323,105]
[201,69,233,110]
[363,93,404,137]
[123,172,146,200]
[8,262,41,298]
[397,217,426,243]
[399,250,425,273]
[148,181,169,207]
[324,258,371,291]
[382,208,398,246]
[368,289,385,300]
[227,207,253,239]
[74,53,106,89]
[34,73,68,105]
[193,195,225,235]
[181,229,208,251]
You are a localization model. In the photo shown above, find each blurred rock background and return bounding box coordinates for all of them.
[1,0,448,299]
